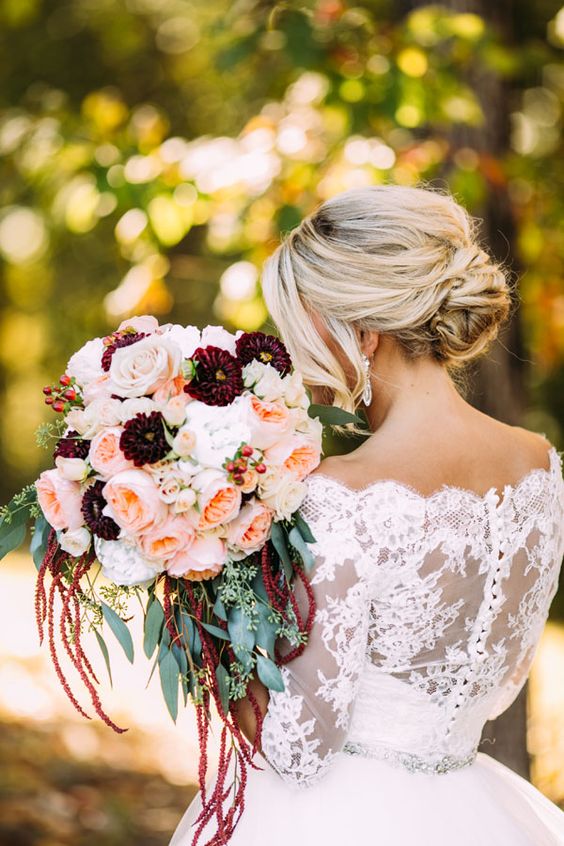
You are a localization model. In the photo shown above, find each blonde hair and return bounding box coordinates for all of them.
[261,183,513,415]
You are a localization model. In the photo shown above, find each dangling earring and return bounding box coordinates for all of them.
[361,353,373,406]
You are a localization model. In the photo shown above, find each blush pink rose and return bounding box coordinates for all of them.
[82,373,113,404]
[246,395,292,450]
[167,535,227,581]
[198,478,242,530]
[139,515,196,560]
[89,427,134,478]
[265,436,321,481]
[103,469,168,534]
[227,499,273,552]
[118,314,160,334]
[35,469,84,531]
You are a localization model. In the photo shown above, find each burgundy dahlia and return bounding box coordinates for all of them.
[119,411,169,466]
[82,481,120,540]
[235,331,292,376]
[184,346,243,406]
[101,331,147,372]
[53,431,90,461]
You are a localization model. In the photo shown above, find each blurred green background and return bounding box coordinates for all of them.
[1,1,564,844]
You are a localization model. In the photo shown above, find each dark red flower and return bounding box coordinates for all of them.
[235,331,292,376]
[184,346,243,406]
[53,431,90,461]
[82,481,120,540]
[101,331,147,372]
[119,411,169,466]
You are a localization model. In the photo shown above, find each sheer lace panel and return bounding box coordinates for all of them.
[261,447,564,787]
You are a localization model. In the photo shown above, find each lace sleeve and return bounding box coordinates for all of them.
[260,488,370,789]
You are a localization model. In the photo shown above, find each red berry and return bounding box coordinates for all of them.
[52,400,65,412]
[233,474,244,485]
[59,374,71,386]
[255,463,266,474]
[42,385,53,396]
[241,445,253,457]
[44,396,54,406]
[63,388,77,401]
[226,461,235,472]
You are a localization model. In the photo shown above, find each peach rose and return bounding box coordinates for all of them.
[227,499,273,553]
[198,477,242,530]
[89,427,134,478]
[35,469,84,531]
[240,467,258,494]
[153,375,190,404]
[118,314,160,334]
[246,395,292,450]
[103,469,168,534]
[265,436,321,481]
[167,535,227,580]
[139,515,196,561]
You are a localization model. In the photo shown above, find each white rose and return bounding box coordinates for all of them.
[190,467,225,493]
[161,324,201,358]
[55,456,89,482]
[173,427,196,457]
[200,324,237,355]
[120,396,157,423]
[156,470,183,503]
[184,398,251,470]
[94,536,164,587]
[66,337,105,387]
[118,314,160,334]
[174,487,197,513]
[260,474,307,522]
[65,398,123,438]
[244,361,285,402]
[283,371,309,409]
[59,527,92,557]
[109,334,182,398]
[293,409,323,442]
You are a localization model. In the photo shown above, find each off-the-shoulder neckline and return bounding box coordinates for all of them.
[308,445,562,506]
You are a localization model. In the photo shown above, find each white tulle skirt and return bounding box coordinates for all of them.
[169,750,564,846]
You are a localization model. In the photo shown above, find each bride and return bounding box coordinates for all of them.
[171,184,564,845]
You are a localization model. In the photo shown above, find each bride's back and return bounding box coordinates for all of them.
[296,438,564,771]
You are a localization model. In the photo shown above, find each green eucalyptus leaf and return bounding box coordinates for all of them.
[201,621,230,640]
[256,654,285,692]
[270,522,293,579]
[255,603,276,659]
[252,569,269,603]
[143,598,165,659]
[294,513,316,544]
[159,649,179,722]
[215,664,231,714]
[172,642,188,676]
[213,594,227,621]
[30,515,51,571]
[288,526,315,572]
[0,520,27,560]
[94,630,113,687]
[307,404,364,427]
[101,603,134,663]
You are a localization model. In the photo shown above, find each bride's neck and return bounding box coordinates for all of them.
[364,350,466,435]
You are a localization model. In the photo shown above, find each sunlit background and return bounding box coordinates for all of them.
[1,1,564,843]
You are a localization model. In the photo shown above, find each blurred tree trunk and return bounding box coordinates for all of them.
[399,0,530,778]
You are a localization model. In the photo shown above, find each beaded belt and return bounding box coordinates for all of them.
[342,741,477,775]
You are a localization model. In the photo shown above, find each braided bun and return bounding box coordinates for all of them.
[261,184,515,416]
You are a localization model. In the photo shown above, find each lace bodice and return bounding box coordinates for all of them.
[261,446,564,787]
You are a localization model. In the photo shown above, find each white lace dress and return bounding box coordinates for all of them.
[170,445,564,846]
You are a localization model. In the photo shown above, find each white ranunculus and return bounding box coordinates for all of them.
[260,473,307,521]
[162,324,201,358]
[174,487,197,512]
[243,361,285,402]
[66,337,105,387]
[120,396,157,423]
[94,536,164,586]
[109,334,182,398]
[55,456,89,482]
[59,527,92,557]
[293,408,323,442]
[184,398,251,470]
[200,324,237,355]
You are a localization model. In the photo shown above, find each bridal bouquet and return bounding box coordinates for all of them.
[0,315,359,845]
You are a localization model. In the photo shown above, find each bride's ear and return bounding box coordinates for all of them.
[358,327,380,359]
